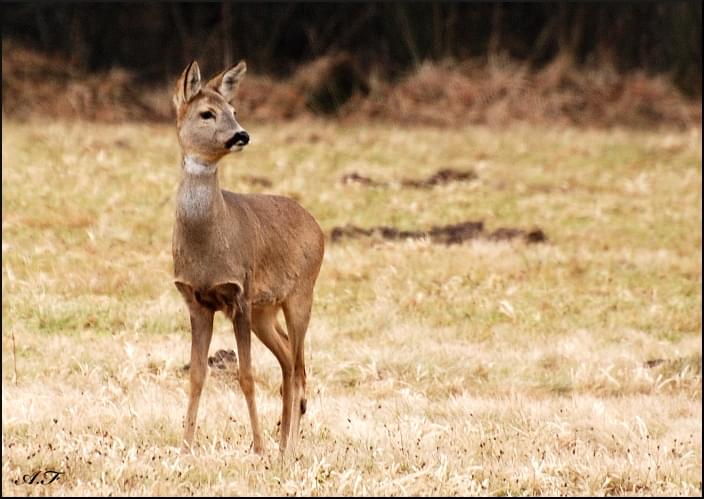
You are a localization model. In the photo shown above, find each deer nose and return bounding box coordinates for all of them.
[227,131,249,148]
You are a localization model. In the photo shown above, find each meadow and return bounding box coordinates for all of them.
[2,118,701,495]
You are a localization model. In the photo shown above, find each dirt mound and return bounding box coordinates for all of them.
[240,175,273,188]
[644,354,701,375]
[402,168,478,188]
[340,172,383,187]
[182,349,238,373]
[330,221,546,245]
[341,168,478,188]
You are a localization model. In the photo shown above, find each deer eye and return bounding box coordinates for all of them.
[200,111,215,120]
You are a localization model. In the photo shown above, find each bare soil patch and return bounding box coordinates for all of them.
[182,349,239,373]
[330,221,546,245]
[240,175,273,188]
[341,168,478,188]
[340,172,384,187]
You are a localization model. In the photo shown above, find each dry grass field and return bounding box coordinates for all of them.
[2,118,702,495]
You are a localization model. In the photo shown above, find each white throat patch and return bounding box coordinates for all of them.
[183,156,217,176]
[178,156,217,220]
[179,183,212,220]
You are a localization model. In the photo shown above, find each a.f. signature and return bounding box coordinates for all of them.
[15,470,64,485]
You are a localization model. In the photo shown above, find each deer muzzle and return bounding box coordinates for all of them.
[226,130,249,150]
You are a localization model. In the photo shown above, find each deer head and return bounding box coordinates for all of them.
[173,60,249,164]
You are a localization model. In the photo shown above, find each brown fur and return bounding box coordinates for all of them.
[171,61,325,455]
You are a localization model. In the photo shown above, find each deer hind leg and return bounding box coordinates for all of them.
[275,319,289,342]
[274,319,289,398]
[175,282,215,451]
[252,306,294,453]
[283,289,314,453]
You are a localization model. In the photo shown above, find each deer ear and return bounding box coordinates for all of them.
[173,61,202,110]
[206,60,246,104]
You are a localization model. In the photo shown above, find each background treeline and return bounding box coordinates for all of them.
[3,1,702,96]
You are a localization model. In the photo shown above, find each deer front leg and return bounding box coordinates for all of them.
[182,305,214,450]
[234,305,264,454]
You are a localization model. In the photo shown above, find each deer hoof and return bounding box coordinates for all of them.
[300,398,307,415]
[251,440,264,455]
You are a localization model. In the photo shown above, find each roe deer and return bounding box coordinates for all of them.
[171,60,324,454]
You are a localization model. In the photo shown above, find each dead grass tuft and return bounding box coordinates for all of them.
[349,56,701,128]
[3,42,700,128]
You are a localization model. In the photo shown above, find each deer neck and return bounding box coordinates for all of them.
[176,155,226,227]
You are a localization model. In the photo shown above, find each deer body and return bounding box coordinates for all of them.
[171,61,324,454]
[173,175,323,307]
